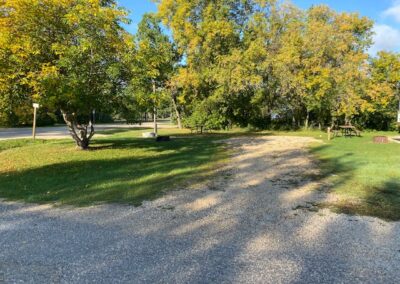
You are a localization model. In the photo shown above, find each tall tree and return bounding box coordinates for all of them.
[131,13,178,133]
[158,0,279,128]
[275,5,374,127]
[366,51,400,129]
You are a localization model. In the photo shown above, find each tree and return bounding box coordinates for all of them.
[157,0,399,131]
[0,0,131,149]
[158,0,279,128]
[365,51,400,129]
[130,13,178,134]
[274,5,374,128]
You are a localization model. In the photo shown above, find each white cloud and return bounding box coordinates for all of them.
[369,24,400,55]
[383,1,400,23]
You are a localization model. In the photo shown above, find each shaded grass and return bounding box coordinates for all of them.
[309,131,400,221]
[0,129,228,206]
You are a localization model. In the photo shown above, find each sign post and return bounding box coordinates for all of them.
[152,80,158,136]
[32,103,40,140]
[398,98,400,132]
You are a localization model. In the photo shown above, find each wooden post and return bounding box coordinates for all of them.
[153,106,158,135]
[32,103,39,140]
[152,80,158,136]
[327,127,331,141]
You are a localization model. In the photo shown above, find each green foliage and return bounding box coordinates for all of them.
[347,52,400,130]
[183,99,229,130]
[158,0,399,130]
[0,0,131,128]
[0,0,399,132]
[124,13,178,119]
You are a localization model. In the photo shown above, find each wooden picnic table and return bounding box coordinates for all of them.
[339,125,358,137]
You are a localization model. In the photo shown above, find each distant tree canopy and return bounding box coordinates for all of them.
[0,0,399,148]
[158,0,399,130]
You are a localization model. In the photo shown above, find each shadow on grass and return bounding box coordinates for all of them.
[0,136,227,206]
[310,143,400,221]
[329,180,400,221]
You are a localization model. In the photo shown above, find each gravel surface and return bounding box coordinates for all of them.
[1,136,399,283]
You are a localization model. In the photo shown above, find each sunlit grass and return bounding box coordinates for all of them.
[0,128,228,206]
[309,131,400,220]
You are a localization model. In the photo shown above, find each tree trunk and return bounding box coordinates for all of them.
[345,116,352,126]
[171,94,182,129]
[152,80,158,135]
[153,107,158,135]
[398,97,400,133]
[330,116,336,128]
[305,110,310,129]
[292,110,296,130]
[62,111,94,150]
[292,114,296,130]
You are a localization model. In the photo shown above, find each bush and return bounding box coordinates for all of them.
[183,99,229,130]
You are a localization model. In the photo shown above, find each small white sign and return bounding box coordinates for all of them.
[33,103,40,108]
[398,111,400,123]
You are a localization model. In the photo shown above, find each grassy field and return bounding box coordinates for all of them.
[309,131,400,221]
[0,128,228,206]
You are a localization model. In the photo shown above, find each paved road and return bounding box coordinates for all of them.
[0,136,399,283]
[0,122,176,140]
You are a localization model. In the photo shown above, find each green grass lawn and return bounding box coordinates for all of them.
[0,128,228,206]
[309,131,400,221]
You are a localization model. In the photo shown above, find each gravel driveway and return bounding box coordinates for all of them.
[1,136,399,283]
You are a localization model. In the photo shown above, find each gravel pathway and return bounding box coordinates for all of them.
[1,136,399,283]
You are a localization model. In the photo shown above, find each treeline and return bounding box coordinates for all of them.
[156,0,400,131]
[0,1,399,148]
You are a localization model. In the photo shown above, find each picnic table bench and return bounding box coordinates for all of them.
[339,125,361,137]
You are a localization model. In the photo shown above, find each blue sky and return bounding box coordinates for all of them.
[117,0,400,54]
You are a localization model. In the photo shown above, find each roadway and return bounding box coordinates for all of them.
[0,121,176,140]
